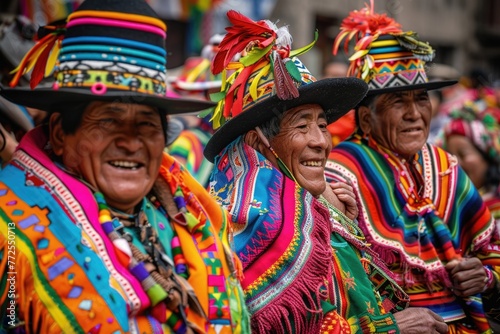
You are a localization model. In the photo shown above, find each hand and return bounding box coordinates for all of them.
[445,257,488,296]
[393,308,448,333]
[329,182,358,220]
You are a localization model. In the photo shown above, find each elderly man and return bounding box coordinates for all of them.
[325,3,500,332]
[0,1,250,333]
[203,10,449,334]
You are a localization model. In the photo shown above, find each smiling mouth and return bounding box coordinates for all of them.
[109,160,143,170]
[301,160,323,167]
[402,128,422,133]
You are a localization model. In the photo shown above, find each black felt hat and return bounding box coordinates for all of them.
[203,10,369,162]
[0,0,214,114]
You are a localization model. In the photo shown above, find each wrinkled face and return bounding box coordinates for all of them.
[362,89,432,159]
[445,134,488,189]
[269,104,332,196]
[52,102,165,213]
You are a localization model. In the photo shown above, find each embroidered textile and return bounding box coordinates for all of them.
[326,135,500,332]
[209,137,402,333]
[0,127,250,333]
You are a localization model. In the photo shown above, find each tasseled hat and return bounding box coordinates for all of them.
[0,0,213,114]
[204,10,368,162]
[168,34,226,95]
[333,0,456,95]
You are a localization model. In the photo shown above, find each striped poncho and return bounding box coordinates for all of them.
[209,137,405,334]
[325,135,500,332]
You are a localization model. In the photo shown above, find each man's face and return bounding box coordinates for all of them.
[362,89,432,159]
[53,102,165,213]
[269,104,332,197]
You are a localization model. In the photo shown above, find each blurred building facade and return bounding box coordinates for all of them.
[269,0,500,82]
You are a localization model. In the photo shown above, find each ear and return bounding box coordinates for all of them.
[49,113,65,156]
[357,106,373,136]
[243,130,267,154]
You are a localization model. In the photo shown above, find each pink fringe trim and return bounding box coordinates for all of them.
[250,199,333,334]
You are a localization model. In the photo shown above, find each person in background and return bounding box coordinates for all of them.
[325,2,500,332]
[0,0,250,332]
[439,101,500,224]
[204,9,448,334]
[166,34,226,188]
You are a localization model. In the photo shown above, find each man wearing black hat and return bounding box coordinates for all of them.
[0,1,250,333]
[325,3,500,332]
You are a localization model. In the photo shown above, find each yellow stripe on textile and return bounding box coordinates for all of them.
[370,39,400,47]
[0,220,79,334]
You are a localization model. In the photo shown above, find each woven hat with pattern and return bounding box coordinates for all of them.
[204,10,368,162]
[333,0,456,96]
[0,0,213,114]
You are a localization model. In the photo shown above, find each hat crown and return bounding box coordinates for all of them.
[209,10,318,129]
[10,0,169,98]
[333,0,437,93]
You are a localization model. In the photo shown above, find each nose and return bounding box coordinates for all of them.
[404,101,421,120]
[115,122,144,152]
[308,124,330,150]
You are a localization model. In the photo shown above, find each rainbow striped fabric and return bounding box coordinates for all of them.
[0,127,249,333]
[326,135,500,332]
[209,137,403,333]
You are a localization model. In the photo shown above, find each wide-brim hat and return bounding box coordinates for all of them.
[0,0,214,115]
[333,4,456,97]
[204,75,368,162]
[203,11,369,162]
[0,86,214,114]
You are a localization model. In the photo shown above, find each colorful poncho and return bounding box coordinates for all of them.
[326,135,500,332]
[209,137,406,334]
[0,127,250,333]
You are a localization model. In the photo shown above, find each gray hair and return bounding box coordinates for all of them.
[258,112,284,140]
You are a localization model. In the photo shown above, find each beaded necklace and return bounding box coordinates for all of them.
[95,190,194,333]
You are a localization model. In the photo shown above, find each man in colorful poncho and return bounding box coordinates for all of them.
[0,0,250,333]
[203,10,449,334]
[325,2,500,332]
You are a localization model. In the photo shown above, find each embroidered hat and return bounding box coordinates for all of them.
[168,34,225,95]
[203,10,368,162]
[0,0,213,114]
[333,0,456,96]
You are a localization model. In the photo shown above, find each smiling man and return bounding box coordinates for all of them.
[202,10,453,334]
[325,3,500,332]
[0,1,250,333]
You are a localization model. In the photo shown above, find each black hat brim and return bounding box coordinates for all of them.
[366,80,457,96]
[0,86,215,115]
[204,77,368,162]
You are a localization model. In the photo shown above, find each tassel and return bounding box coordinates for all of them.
[271,51,298,100]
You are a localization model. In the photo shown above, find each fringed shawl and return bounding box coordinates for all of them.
[209,137,334,333]
[326,135,500,331]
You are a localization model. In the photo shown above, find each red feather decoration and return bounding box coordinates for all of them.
[9,22,66,88]
[211,10,275,74]
[332,0,402,56]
